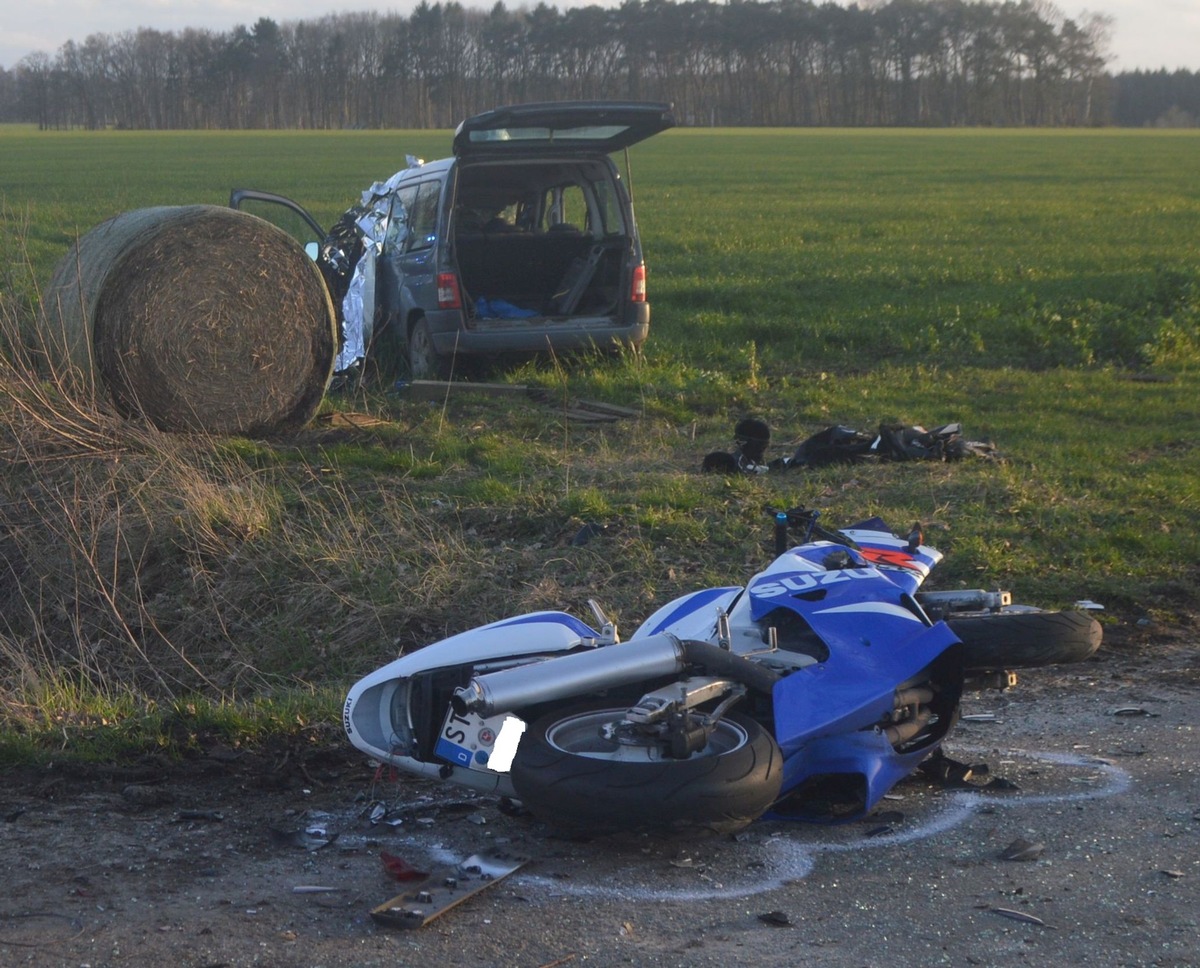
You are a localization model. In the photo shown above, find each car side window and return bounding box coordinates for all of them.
[406,181,440,252]
[591,178,625,236]
[388,185,418,250]
[540,184,588,233]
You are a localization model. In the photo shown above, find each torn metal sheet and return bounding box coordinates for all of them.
[371,851,528,929]
[337,157,422,372]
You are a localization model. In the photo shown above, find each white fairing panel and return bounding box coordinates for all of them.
[343,612,593,772]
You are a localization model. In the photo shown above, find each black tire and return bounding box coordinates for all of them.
[948,609,1102,671]
[510,702,783,836]
[407,316,449,379]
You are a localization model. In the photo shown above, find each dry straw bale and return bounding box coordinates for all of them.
[39,205,337,436]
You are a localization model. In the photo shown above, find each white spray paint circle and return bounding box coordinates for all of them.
[519,747,1131,902]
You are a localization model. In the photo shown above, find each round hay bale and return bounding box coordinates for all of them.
[39,205,336,436]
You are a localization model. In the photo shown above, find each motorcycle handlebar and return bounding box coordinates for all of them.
[770,506,859,555]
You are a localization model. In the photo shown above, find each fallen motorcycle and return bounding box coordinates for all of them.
[344,509,1101,834]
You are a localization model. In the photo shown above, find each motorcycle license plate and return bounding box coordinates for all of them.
[435,707,524,773]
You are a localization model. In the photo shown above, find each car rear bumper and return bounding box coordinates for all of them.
[426,306,650,357]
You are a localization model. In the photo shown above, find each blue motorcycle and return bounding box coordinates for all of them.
[344,509,1100,834]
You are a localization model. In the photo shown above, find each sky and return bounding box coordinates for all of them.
[2,0,1198,74]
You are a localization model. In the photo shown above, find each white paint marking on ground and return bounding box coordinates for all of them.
[522,747,1132,902]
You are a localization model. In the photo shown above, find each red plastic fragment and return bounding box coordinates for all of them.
[380,851,430,882]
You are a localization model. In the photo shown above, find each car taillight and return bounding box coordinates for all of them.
[437,272,462,309]
[630,264,647,303]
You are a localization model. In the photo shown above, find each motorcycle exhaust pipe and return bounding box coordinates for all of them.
[452,633,688,719]
[452,635,782,719]
[883,707,932,746]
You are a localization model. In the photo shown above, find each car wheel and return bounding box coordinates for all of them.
[407,317,448,379]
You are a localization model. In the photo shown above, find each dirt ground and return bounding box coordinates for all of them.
[2,623,1197,968]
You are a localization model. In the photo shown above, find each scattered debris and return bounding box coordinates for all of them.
[990,907,1050,927]
[371,851,528,929]
[292,885,340,894]
[269,824,338,851]
[1111,706,1158,717]
[1160,869,1185,879]
[401,380,637,423]
[1000,838,1045,862]
[919,749,1018,792]
[960,713,999,723]
[380,852,430,882]
[758,910,793,927]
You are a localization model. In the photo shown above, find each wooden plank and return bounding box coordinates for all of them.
[370,851,529,929]
[401,381,636,420]
[404,380,531,401]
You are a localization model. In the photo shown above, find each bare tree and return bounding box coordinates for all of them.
[8,0,1123,130]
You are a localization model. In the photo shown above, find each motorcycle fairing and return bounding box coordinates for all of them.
[736,538,960,820]
[343,610,598,789]
[841,523,943,598]
[770,620,962,819]
[631,586,742,641]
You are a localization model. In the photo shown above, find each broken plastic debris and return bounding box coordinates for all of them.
[381,852,431,882]
[1000,838,1045,862]
[1074,599,1105,610]
[1111,706,1158,717]
[990,907,1047,927]
[269,825,339,851]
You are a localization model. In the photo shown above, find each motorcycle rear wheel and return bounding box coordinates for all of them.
[948,609,1102,671]
[510,702,783,836]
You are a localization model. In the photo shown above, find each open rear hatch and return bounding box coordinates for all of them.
[453,101,675,158]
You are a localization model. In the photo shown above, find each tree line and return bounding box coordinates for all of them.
[0,0,1189,131]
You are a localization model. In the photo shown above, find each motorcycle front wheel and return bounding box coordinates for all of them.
[510,702,783,836]
[948,609,1102,672]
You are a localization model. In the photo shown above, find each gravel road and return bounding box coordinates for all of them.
[2,632,1196,968]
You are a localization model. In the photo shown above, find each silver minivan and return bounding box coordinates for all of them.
[233,101,674,379]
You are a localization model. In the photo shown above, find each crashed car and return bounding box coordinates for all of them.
[231,100,674,378]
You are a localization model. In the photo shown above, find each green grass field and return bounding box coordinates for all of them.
[5,126,1199,375]
[1,125,1198,756]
